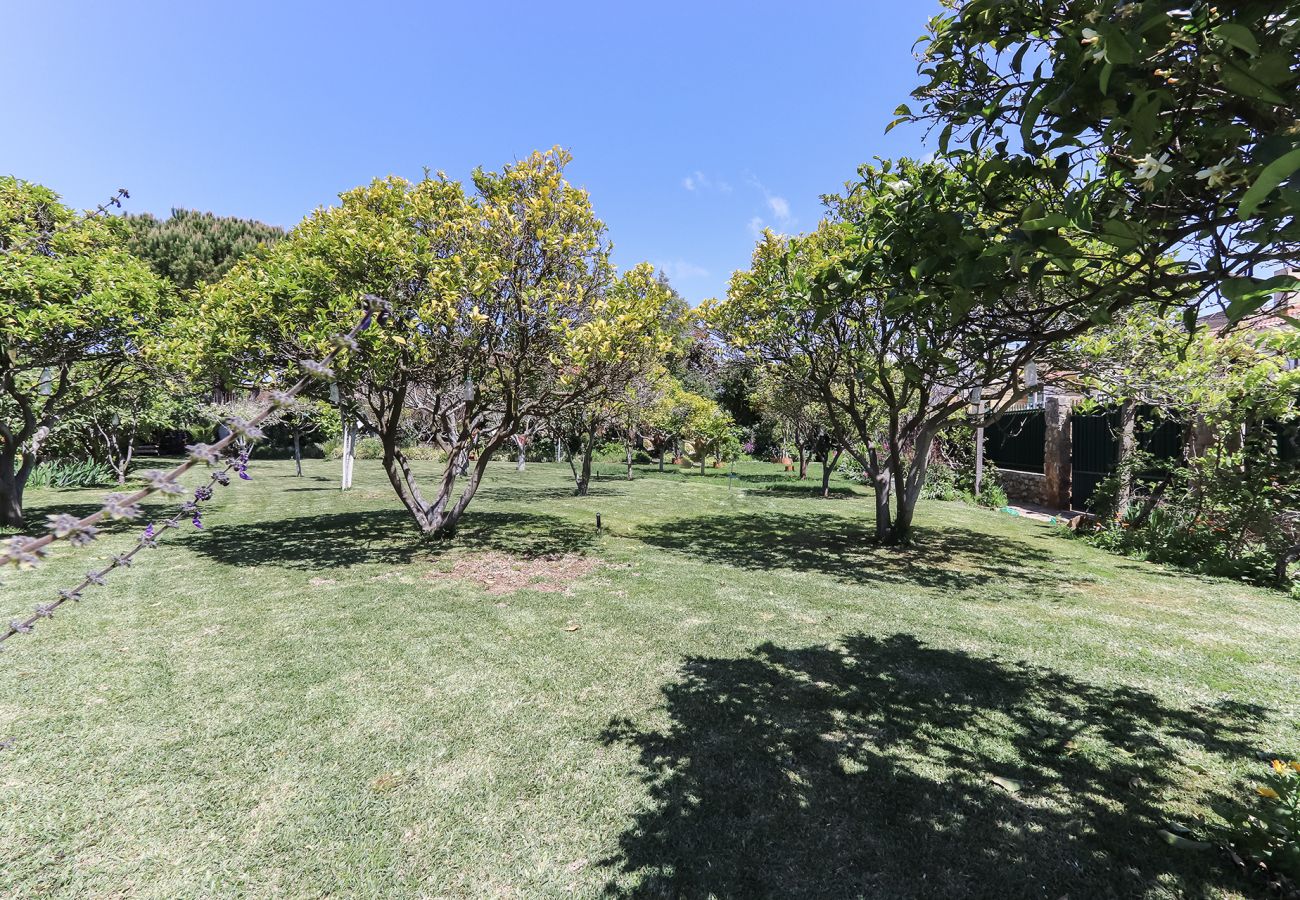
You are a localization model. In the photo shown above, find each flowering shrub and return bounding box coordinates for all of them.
[1218,758,1300,892]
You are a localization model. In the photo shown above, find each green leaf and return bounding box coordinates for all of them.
[1214,23,1259,56]
[1222,273,1300,321]
[1219,59,1288,105]
[1156,830,1212,851]
[1020,87,1048,154]
[1021,213,1069,231]
[1238,147,1300,220]
[1099,62,1113,96]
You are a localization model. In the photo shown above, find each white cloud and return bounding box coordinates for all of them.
[746,173,794,227]
[747,217,766,238]
[657,259,710,282]
[682,170,731,193]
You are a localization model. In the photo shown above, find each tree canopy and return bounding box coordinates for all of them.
[902,0,1300,322]
[199,149,677,536]
[124,208,283,292]
[0,177,172,526]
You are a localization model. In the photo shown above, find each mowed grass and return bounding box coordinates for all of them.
[1,458,1297,899]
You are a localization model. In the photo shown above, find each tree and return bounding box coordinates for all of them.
[711,160,1099,543]
[553,299,681,495]
[1066,304,1298,519]
[636,378,698,471]
[902,0,1300,323]
[200,149,673,537]
[752,365,827,479]
[68,373,196,483]
[124,209,283,292]
[0,177,171,526]
[679,393,738,476]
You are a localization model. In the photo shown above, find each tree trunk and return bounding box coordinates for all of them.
[625,443,634,480]
[0,451,28,528]
[575,441,594,496]
[379,431,503,538]
[872,473,893,543]
[1114,399,1136,518]
[699,455,706,476]
[516,441,526,472]
[1276,544,1300,585]
[292,427,303,477]
[340,419,355,490]
[1131,471,1172,530]
[658,445,665,472]
[821,448,842,498]
[888,432,936,546]
[797,444,808,480]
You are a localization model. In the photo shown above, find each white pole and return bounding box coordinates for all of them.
[341,419,355,490]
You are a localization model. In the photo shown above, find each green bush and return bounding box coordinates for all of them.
[26,459,117,489]
[1217,757,1300,891]
[1085,438,1299,587]
[321,436,446,462]
[921,463,961,501]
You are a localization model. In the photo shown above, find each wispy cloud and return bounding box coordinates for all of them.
[766,194,791,222]
[682,170,731,193]
[746,174,793,228]
[747,216,767,238]
[657,259,710,282]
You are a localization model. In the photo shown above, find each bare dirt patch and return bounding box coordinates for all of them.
[424,551,599,595]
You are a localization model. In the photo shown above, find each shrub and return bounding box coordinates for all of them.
[1217,758,1300,892]
[322,437,445,461]
[26,459,117,489]
[921,462,961,501]
[1085,438,1299,587]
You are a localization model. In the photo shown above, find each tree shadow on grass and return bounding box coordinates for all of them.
[183,508,596,570]
[11,497,181,539]
[747,482,859,499]
[601,632,1262,899]
[475,484,627,503]
[636,512,1076,593]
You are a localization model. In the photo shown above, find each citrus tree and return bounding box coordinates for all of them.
[0,177,171,526]
[902,0,1300,322]
[200,149,673,536]
[712,159,1111,542]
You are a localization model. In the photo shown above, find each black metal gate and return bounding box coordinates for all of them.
[1071,407,1185,510]
[1071,410,1117,510]
[986,409,1046,473]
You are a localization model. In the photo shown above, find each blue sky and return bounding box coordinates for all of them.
[3,1,941,303]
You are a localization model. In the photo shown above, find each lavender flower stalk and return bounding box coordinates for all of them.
[0,302,376,572]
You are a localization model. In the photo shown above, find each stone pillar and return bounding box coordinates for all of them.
[1043,396,1072,510]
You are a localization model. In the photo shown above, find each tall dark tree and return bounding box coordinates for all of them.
[124,208,283,291]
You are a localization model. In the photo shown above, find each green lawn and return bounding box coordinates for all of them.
[2,458,1297,898]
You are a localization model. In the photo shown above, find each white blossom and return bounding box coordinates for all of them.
[1195,157,1233,189]
[1081,28,1108,63]
[1133,152,1173,190]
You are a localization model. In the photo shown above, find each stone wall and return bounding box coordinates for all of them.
[996,468,1050,506]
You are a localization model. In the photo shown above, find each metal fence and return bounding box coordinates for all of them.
[985,409,1046,473]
